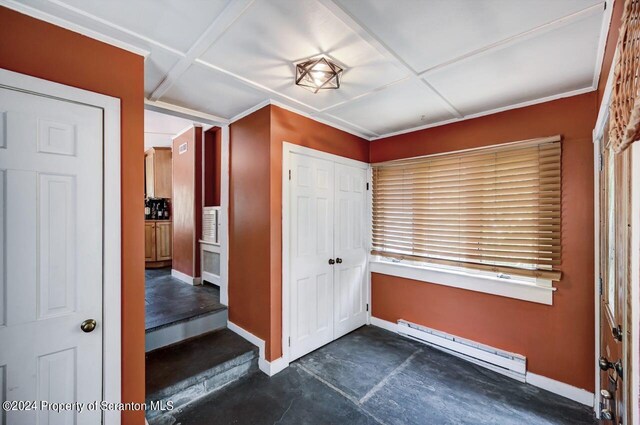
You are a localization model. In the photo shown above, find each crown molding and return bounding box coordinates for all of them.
[0,0,149,57]
[370,85,597,141]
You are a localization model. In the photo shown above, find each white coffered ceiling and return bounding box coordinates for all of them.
[4,0,611,140]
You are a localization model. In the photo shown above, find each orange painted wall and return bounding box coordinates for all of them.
[0,6,145,424]
[229,106,272,346]
[172,127,203,278]
[229,105,368,360]
[370,93,598,391]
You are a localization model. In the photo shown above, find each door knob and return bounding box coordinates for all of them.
[600,389,613,400]
[328,259,335,265]
[80,319,97,333]
[599,356,614,371]
[336,258,343,264]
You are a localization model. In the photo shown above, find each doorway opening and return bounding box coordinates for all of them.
[143,109,226,352]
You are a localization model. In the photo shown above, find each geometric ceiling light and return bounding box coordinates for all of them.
[295,56,343,93]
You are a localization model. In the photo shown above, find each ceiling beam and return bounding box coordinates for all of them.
[195,59,321,113]
[144,99,229,125]
[317,0,463,119]
[148,0,256,101]
[419,2,606,77]
[316,0,606,124]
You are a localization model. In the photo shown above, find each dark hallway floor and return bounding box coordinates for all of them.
[145,268,225,331]
[166,326,596,425]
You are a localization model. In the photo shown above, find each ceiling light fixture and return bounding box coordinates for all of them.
[295,56,343,93]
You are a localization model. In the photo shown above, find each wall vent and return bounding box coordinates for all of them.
[397,320,527,381]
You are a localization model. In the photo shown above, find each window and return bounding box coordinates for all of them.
[371,136,562,282]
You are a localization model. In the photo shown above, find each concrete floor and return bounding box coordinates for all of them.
[169,326,596,425]
[145,268,224,331]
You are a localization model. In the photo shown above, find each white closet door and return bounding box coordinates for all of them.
[333,163,368,339]
[289,153,335,361]
[0,87,103,424]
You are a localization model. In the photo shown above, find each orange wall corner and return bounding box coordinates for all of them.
[369,92,598,391]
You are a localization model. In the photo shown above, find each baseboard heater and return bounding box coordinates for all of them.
[397,320,527,381]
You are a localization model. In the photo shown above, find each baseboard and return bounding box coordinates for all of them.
[525,372,594,406]
[171,269,199,285]
[258,356,289,376]
[227,321,289,377]
[370,316,595,407]
[370,316,397,333]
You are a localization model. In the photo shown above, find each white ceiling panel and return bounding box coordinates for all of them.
[333,0,603,73]
[199,0,408,111]
[53,0,231,53]
[426,12,602,117]
[6,0,612,139]
[161,64,268,119]
[144,50,181,97]
[327,79,456,135]
[145,109,195,134]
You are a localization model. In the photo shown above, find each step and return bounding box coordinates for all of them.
[145,328,258,422]
[145,307,228,352]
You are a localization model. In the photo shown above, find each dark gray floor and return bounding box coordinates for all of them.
[145,268,225,331]
[170,326,596,425]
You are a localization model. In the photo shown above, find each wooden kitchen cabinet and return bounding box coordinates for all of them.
[145,220,172,268]
[144,222,156,262]
[155,221,172,261]
[145,147,172,199]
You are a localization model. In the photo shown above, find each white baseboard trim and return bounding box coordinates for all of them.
[227,321,289,377]
[171,269,199,285]
[370,316,595,407]
[370,316,397,333]
[525,372,594,407]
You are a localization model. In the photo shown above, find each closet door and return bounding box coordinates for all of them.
[333,163,368,338]
[289,153,335,360]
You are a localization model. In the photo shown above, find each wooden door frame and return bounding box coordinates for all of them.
[593,42,640,423]
[281,143,370,369]
[0,69,122,424]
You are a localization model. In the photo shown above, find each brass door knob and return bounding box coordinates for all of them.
[80,319,97,333]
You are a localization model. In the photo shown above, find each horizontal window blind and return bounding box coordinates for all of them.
[371,136,562,281]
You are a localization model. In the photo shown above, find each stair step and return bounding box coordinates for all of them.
[146,328,258,421]
[145,308,228,352]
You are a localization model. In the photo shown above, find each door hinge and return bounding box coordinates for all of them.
[599,276,603,296]
[366,182,369,191]
[289,169,291,181]
[599,153,604,172]
[288,337,291,347]
[366,303,369,312]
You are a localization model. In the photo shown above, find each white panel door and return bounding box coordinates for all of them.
[333,163,368,339]
[0,87,103,424]
[289,153,335,361]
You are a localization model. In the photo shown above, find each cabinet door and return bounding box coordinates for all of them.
[144,222,156,262]
[153,149,172,199]
[155,222,172,261]
[145,153,155,198]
